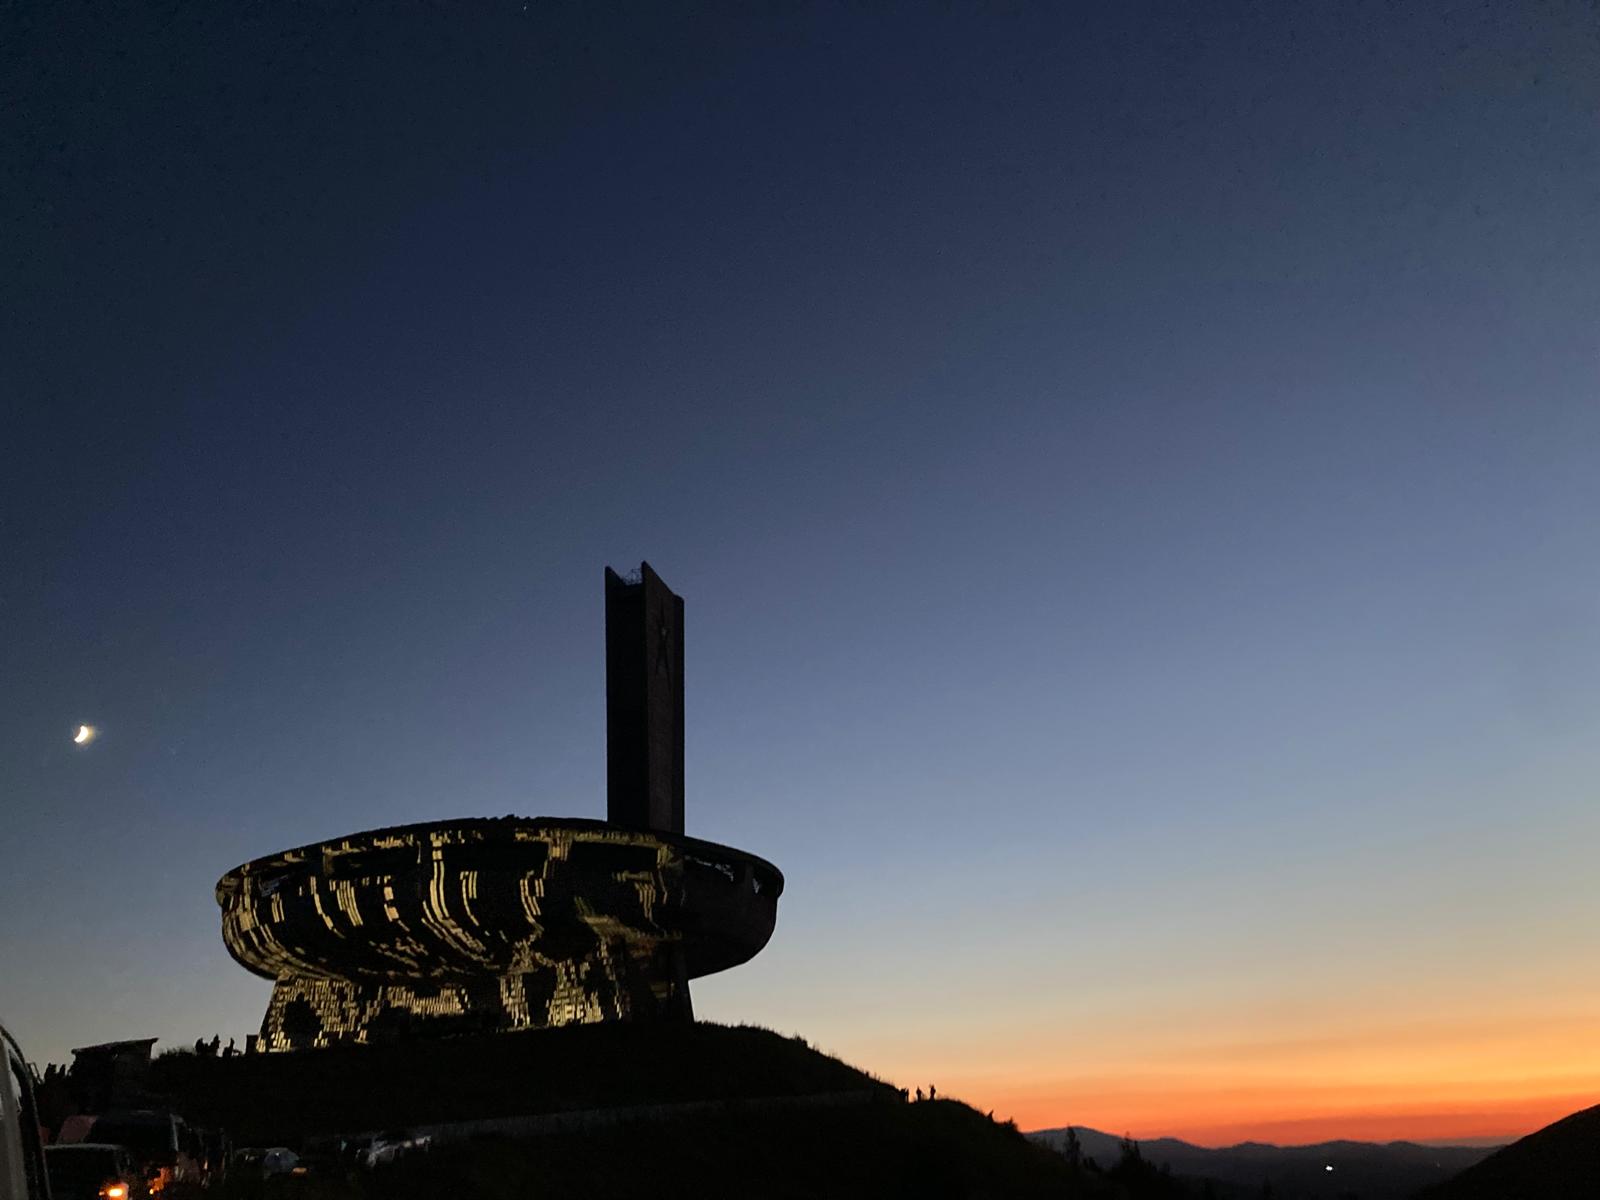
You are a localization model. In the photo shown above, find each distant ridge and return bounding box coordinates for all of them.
[1417,1101,1600,1199]
[1028,1125,1496,1198]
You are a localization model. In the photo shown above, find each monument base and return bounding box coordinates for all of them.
[260,946,692,1052]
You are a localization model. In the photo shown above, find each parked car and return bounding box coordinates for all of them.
[358,1131,430,1168]
[0,1023,51,1200]
[260,1148,300,1179]
[229,1147,300,1180]
[43,1145,136,1200]
[293,1136,345,1178]
[82,1112,200,1192]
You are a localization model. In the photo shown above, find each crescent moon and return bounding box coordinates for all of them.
[74,725,97,745]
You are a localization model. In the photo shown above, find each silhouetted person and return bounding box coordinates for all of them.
[915,1088,923,1102]
[929,1084,936,1100]
[208,1035,221,1056]
[224,1038,235,1057]
[194,1038,206,1055]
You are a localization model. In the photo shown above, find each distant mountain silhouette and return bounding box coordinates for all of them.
[1029,1125,1496,1198]
[1417,1102,1600,1199]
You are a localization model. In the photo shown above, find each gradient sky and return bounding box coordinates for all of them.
[6,2,1600,1147]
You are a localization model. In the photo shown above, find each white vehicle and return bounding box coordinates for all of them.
[360,1130,431,1168]
[0,1024,50,1200]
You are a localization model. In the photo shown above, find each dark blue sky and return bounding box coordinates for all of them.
[5,2,1600,1139]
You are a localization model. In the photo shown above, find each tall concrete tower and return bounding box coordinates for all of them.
[604,562,685,835]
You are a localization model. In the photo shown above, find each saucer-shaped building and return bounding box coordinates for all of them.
[218,565,783,1052]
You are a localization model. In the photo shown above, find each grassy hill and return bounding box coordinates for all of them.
[153,1022,889,1143]
[158,1024,1207,1198]
[1417,1102,1600,1200]
[212,1098,1082,1200]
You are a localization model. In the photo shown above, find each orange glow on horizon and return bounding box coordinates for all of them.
[839,1001,1600,1149]
[984,1087,1595,1148]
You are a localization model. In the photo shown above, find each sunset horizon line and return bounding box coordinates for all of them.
[1014,1094,1598,1150]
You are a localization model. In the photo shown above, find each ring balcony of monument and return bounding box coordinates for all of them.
[216,816,782,1051]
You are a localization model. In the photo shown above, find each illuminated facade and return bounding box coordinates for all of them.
[217,565,783,1051]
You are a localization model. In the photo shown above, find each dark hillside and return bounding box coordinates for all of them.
[152,1022,888,1143]
[210,1099,1082,1200]
[1417,1102,1600,1200]
[160,1028,1211,1198]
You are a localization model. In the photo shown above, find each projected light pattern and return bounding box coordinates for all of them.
[217,816,782,1051]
